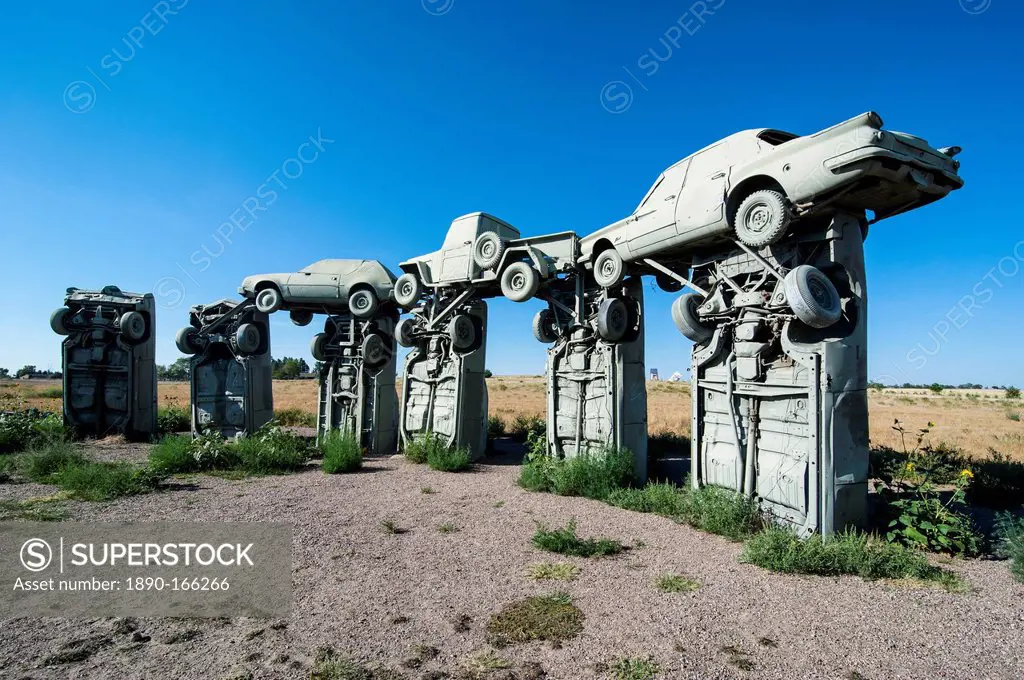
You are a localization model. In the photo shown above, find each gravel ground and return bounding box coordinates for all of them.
[1,442,1022,680]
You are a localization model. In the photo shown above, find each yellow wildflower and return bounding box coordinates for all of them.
[960,469,974,479]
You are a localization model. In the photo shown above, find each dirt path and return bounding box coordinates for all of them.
[1,444,1022,679]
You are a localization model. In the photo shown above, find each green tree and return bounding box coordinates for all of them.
[928,383,944,394]
[1007,386,1021,399]
[0,368,9,378]
[162,358,191,381]
[271,357,309,380]
[16,365,37,377]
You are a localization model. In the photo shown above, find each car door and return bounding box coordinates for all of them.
[438,217,476,283]
[674,142,731,237]
[287,262,354,304]
[624,164,688,258]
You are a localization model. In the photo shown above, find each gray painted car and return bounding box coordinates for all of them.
[580,111,963,288]
[238,259,397,324]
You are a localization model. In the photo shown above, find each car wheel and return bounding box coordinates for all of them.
[448,314,477,351]
[671,293,714,344]
[119,311,146,343]
[395,317,416,348]
[290,310,314,327]
[500,262,539,302]
[596,297,628,343]
[175,326,203,355]
[310,332,329,362]
[235,322,262,355]
[733,189,791,247]
[784,265,842,328]
[50,306,71,335]
[593,249,625,288]
[656,273,683,293]
[473,232,506,270]
[361,333,390,368]
[532,309,558,344]
[394,273,422,308]
[349,288,379,318]
[255,286,283,314]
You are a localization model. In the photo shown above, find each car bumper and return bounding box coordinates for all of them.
[823,144,963,191]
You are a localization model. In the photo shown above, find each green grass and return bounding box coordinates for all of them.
[519,447,634,500]
[486,592,584,647]
[532,519,626,557]
[608,656,660,680]
[0,409,67,454]
[310,647,402,680]
[147,426,310,476]
[380,519,406,535]
[0,496,70,521]
[608,481,761,541]
[320,431,363,473]
[420,486,435,494]
[14,440,161,501]
[994,511,1024,582]
[156,405,190,434]
[655,573,701,593]
[437,522,459,534]
[29,386,64,399]
[427,445,472,472]
[273,408,317,427]
[741,526,964,591]
[403,433,440,464]
[525,561,580,581]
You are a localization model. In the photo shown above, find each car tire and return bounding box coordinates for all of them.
[50,307,71,335]
[394,273,422,308]
[235,323,262,355]
[532,309,558,344]
[310,332,329,362]
[473,232,506,270]
[500,262,539,302]
[784,265,842,328]
[672,293,714,344]
[593,249,625,288]
[119,311,146,343]
[733,189,792,247]
[395,317,416,348]
[255,286,283,314]
[596,297,628,343]
[361,333,390,368]
[290,310,314,327]
[175,326,202,355]
[656,273,683,293]
[349,288,379,319]
[448,314,477,351]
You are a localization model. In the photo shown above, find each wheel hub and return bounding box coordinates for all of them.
[746,204,772,232]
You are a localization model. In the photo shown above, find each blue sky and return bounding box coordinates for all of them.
[0,0,1020,385]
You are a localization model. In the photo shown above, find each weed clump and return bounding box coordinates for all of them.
[486,592,584,647]
[14,440,161,501]
[156,406,190,434]
[655,573,701,593]
[273,408,317,427]
[532,519,626,557]
[148,424,309,476]
[320,431,362,473]
[405,433,472,471]
[0,409,66,454]
[519,445,634,500]
[525,562,580,581]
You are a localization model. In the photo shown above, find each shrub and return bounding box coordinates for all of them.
[487,415,506,440]
[0,409,66,454]
[233,425,309,474]
[1007,411,1021,422]
[273,408,317,427]
[1007,386,1021,399]
[320,431,362,473]
[994,512,1024,582]
[678,483,763,541]
[607,482,687,517]
[17,440,87,481]
[742,527,962,590]
[508,414,545,442]
[519,446,634,501]
[427,445,472,472]
[404,433,441,464]
[156,405,190,434]
[532,519,626,557]
[967,450,1024,509]
[486,592,584,647]
[929,383,944,394]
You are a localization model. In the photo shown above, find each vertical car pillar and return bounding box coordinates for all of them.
[539,277,648,482]
[49,286,157,439]
[176,299,273,438]
[398,299,488,460]
[688,213,869,536]
[314,311,398,455]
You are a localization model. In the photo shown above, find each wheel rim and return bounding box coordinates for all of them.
[599,256,618,280]
[352,294,369,311]
[399,281,414,299]
[480,241,495,259]
[510,272,526,291]
[744,202,774,234]
[808,278,833,307]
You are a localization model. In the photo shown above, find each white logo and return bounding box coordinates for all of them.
[422,0,454,16]
[959,0,992,14]
[20,538,53,572]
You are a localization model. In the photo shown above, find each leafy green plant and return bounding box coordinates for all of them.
[525,561,580,581]
[427,445,472,472]
[320,430,362,473]
[437,522,459,534]
[742,526,963,590]
[156,405,190,434]
[508,414,545,442]
[655,573,700,593]
[235,424,309,473]
[148,426,308,476]
[993,512,1024,582]
[877,421,982,556]
[54,461,163,501]
[680,483,762,541]
[149,435,199,473]
[608,656,660,680]
[532,518,626,557]
[487,415,506,440]
[0,409,66,454]
[273,408,317,427]
[519,445,634,501]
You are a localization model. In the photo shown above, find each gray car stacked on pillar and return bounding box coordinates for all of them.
[176,299,273,438]
[50,286,157,439]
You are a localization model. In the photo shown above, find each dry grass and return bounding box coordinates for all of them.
[5,378,1021,460]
